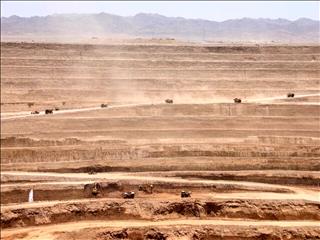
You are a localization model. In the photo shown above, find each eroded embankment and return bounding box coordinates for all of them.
[2,220,320,240]
[1,198,319,229]
[48,224,320,240]
[3,156,320,173]
[2,136,320,173]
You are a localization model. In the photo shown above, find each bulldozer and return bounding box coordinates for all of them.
[45,109,53,114]
[181,190,191,198]
[233,98,242,103]
[165,99,173,104]
[91,182,101,197]
[287,93,295,98]
[123,191,135,199]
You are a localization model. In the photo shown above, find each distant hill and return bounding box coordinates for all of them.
[1,13,319,43]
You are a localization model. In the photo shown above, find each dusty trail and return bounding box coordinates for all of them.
[2,93,319,121]
[2,219,320,240]
[0,171,302,189]
[1,191,318,211]
[249,93,320,103]
[0,102,158,121]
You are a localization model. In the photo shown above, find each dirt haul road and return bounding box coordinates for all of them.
[0,102,159,121]
[1,171,319,206]
[1,171,319,190]
[2,93,319,121]
[249,93,320,103]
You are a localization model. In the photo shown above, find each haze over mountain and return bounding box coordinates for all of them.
[1,12,319,43]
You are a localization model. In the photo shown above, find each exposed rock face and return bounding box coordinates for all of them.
[2,199,319,228]
[45,225,320,240]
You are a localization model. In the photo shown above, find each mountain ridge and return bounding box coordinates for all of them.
[1,12,319,42]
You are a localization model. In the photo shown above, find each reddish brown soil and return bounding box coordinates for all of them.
[1,41,319,240]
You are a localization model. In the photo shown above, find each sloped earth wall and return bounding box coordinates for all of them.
[2,199,320,228]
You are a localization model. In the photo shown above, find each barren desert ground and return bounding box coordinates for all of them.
[1,41,320,239]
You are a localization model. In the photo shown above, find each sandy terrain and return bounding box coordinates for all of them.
[1,41,319,239]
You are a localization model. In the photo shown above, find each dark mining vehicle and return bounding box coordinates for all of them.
[233,98,242,103]
[287,93,295,98]
[165,99,173,104]
[181,190,191,198]
[45,109,53,114]
[123,191,135,199]
[91,182,102,197]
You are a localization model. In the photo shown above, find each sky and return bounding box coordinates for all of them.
[1,1,319,21]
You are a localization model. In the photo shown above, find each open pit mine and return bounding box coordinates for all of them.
[1,41,320,240]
